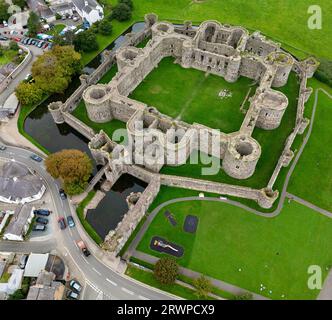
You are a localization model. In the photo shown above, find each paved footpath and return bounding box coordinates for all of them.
[133,251,268,300]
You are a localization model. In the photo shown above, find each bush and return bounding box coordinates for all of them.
[315,58,332,87]
[111,3,132,22]
[154,257,179,285]
[98,19,113,35]
[119,0,133,9]
[15,82,44,106]
[193,275,212,298]
[73,30,99,52]
[234,292,253,300]
[9,40,19,51]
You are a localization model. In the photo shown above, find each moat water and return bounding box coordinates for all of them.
[86,174,147,239]
[24,22,145,174]
[23,22,147,225]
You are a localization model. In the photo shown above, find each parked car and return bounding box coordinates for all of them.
[69,280,82,293]
[36,217,48,225]
[0,36,8,40]
[34,209,51,216]
[33,224,46,232]
[66,290,79,300]
[67,215,75,228]
[59,189,67,200]
[27,38,33,45]
[42,42,48,49]
[19,254,28,269]
[73,16,79,22]
[58,216,66,230]
[76,240,90,257]
[38,41,44,48]
[30,154,42,162]
[3,21,8,27]
[0,145,6,151]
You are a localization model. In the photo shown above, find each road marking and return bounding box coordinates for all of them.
[81,255,90,265]
[92,267,101,276]
[121,287,134,295]
[106,278,117,286]
[68,228,73,237]
[138,295,149,300]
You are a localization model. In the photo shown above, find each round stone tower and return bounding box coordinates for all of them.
[303,57,320,78]
[222,134,261,179]
[82,84,112,123]
[256,89,288,130]
[267,51,294,87]
[151,22,175,38]
[48,101,64,124]
[144,13,158,28]
[225,54,241,83]
[116,47,143,71]
[257,188,279,209]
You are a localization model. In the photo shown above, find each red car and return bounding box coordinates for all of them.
[12,37,21,42]
[57,216,66,230]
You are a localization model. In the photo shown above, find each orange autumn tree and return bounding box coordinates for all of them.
[45,149,92,195]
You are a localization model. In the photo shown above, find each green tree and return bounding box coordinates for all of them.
[55,13,62,20]
[154,257,179,285]
[98,19,112,35]
[12,0,26,9]
[73,30,98,52]
[193,275,212,298]
[9,40,19,51]
[45,149,93,195]
[119,0,133,10]
[27,11,41,36]
[111,3,132,22]
[0,0,9,22]
[15,82,43,105]
[31,45,81,94]
[53,30,75,46]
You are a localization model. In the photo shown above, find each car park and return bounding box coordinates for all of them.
[58,216,66,230]
[69,280,82,293]
[33,224,46,232]
[59,189,67,200]
[30,154,42,162]
[19,255,28,269]
[67,215,75,228]
[36,217,48,225]
[0,145,6,151]
[34,209,51,216]
[66,290,79,300]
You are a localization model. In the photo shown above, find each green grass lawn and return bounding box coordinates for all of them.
[130,57,256,133]
[137,197,332,300]
[46,24,66,36]
[71,64,127,140]
[76,191,103,245]
[288,80,332,211]
[125,265,209,300]
[0,49,18,66]
[132,0,332,60]
[130,57,301,194]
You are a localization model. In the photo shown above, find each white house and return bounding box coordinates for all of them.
[72,0,103,25]
[3,205,34,241]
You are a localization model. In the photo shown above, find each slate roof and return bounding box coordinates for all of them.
[0,161,44,202]
[72,0,100,14]
[4,205,33,237]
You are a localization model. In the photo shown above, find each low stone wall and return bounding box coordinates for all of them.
[0,44,32,95]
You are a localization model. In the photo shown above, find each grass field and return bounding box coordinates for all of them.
[130,57,255,133]
[137,197,332,300]
[130,57,301,192]
[288,80,332,210]
[132,0,332,60]
[0,49,18,66]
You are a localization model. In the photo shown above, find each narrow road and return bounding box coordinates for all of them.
[0,144,175,300]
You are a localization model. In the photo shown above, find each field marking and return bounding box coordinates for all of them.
[139,295,149,300]
[106,278,118,286]
[121,287,134,295]
[92,267,102,276]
